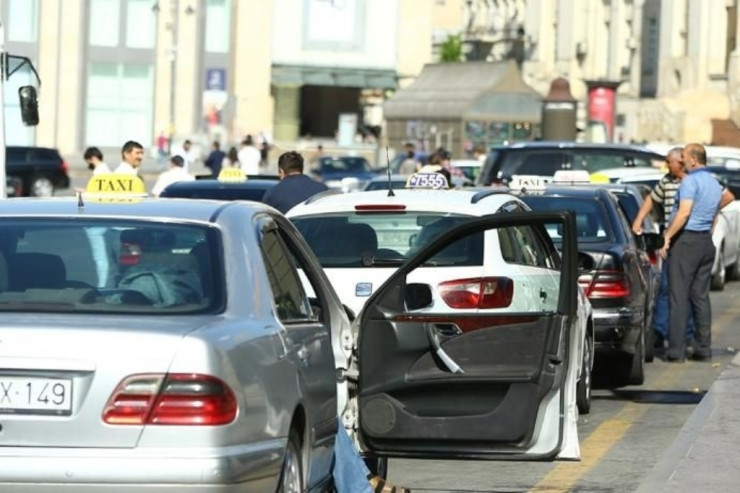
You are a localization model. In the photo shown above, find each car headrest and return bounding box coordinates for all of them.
[9,252,67,290]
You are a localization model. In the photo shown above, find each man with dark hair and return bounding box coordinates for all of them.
[114,140,144,175]
[152,155,195,197]
[83,146,111,175]
[262,151,328,214]
[205,141,225,178]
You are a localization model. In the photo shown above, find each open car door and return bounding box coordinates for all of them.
[357,211,579,460]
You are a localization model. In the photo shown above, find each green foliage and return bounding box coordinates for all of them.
[439,34,463,63]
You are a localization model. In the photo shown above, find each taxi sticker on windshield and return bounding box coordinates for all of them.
[218,168,247,182]
[405,172,448,190]
[84,174,148,202]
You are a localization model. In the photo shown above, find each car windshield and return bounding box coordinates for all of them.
[319,157,372,174]
[0,219,222,314]
[521,196,614,243]
[292,212,483,268]
[571,151,656,172]
[364,180,407,191]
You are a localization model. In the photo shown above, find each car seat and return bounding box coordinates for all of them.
[345,223,378,261]
[8,252,67,290]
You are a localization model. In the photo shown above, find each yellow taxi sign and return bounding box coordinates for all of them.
[589,172,610,184]
[84,174,148,202]
[218,168,247,183]
[405,172,449,190]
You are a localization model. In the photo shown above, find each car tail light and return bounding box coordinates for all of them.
[61,160,69,172]
[119,242,142,266]
[438,277,514,309]
[354,204,407,212]
[578,271,630,298]
[103,374,237,426]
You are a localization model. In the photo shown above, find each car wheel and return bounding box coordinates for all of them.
[627,327,645,386]
[726,260,740,281]
[277,429,303,493]
[30,175,54,197]
[576,333,592,415]
[711,250,726,291]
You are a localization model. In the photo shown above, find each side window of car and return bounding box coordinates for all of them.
[260,228,313,322]
[500,225,556,269]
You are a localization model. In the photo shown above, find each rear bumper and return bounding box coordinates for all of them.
[0,439,286,492]
[592,307,642,355]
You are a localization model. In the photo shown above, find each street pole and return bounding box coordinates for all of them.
[168,0,178,154]
[0,20,7,200]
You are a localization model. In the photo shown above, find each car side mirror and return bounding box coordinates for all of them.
[18,86,39,126]
[405,283,433,311]
[641,232,664,251]
[577,251,596,272]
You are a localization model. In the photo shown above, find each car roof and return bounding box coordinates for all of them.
[520,186,610,199]
[0,197,269,223]
[502,141,660,154]
[287,189,521,216]
[164,178,278,190]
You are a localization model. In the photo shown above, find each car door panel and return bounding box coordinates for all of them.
[358,212,578,460]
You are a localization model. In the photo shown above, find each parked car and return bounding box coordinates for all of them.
[6,146,70,197]
[311,156,378,192]
[5,176,23,197]
[520,185,659,386]
[476,142,664,186]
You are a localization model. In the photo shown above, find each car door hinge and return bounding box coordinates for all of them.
[337,367,359,382]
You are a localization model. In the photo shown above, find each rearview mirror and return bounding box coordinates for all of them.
[405,283,433,311]
[18,86,39,126]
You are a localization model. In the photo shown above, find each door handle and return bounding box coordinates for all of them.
[425,324,464,374]
[433,323,462,338]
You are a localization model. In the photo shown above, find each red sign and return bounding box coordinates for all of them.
[587,85,617,141]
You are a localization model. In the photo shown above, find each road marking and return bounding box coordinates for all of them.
[530,304,740,492]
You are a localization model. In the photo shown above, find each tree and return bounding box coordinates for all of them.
[439,34,463,62]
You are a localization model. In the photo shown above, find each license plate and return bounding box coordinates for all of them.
[0,377,73,415]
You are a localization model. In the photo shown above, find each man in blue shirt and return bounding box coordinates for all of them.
[659,143,734,362]
[263,151,328,214]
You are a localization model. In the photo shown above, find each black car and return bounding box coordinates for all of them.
[159,177,279,202]
[7,146,70,197]
[477,142,664,186]
[521,187,661,386]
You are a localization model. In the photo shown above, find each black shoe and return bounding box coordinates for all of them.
[690,353,711,362]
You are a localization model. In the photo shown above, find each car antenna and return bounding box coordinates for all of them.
[386,146,395,197]
[77,190,85,212]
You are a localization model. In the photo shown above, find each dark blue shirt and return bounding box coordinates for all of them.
[205,150,226,177]
[262,174,328,214]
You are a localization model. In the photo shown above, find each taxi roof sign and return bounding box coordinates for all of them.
[508,175,550,192]
[218,168,247,183]
[84,174,147,202]
[552,170,591,184]
[405,172,449,190]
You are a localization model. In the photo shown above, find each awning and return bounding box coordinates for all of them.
[271,65,397,89]
[383,60,542,122]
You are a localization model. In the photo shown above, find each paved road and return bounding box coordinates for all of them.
[387,284,740,493]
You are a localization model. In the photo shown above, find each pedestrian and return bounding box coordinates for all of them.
[262,151,328,214]
[204,141,225,178]
[83,146,111,176]
[399,149,419,175]
[632,147,694,351]
[238,135,261,175]
[114,140,144,175]
[151,155,195,197]
[658,143,735,362]
[173,139,196,173]
[156,131,169,167]
[224,146,239,168]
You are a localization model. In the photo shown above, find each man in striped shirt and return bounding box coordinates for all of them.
[633,147,689,350]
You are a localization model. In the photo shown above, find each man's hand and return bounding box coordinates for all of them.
[632,221,643,235]
[659,237,670,259]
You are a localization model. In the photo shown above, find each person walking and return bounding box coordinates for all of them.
[658,143,734,362]
[262,151,328,214]
[204,141,225,178]
[173,139,196,173]
[83,146,111,176]
[114,140,144,175]
[632,147,693,350]
[151,155,195,197]
[238,135,261,175]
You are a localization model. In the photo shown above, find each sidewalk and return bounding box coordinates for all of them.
[635,353,740,492]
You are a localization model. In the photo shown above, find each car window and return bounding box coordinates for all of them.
[571,151,654,172]
[259,228,313,322]
[364,180,407,191]
[0,219,221,314]
[6,148,26,162]
[161,186,273,201]
[292,212,483,268]
[319,157,372,173]
[522,196,614,243]
[499,225,558,269]
[516,152,565,176]
[30,149,61,162]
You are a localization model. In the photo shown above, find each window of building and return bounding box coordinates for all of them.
[85,62,153,147]
[6,0,39,42]
[205,0,231,53]
[126,0,156,48]
[89,0,121,47]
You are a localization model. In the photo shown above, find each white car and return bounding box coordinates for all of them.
[616,168,740,290]
[288,177,595,427]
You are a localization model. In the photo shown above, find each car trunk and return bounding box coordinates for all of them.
[0,314,207,448]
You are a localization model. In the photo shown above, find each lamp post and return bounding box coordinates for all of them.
[168,0,178,154]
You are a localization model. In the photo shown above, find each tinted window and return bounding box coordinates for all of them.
[571,151,656,172]
[319,157,372,174]
[364,180,407,191]
[522,196,614,243]
[517,152,565,175]
[0,219,222,314]
[260,229,312,321]
[6,148,26,162]
[30,149,61,162]
[292,212,483,268]
[160,186,274,201]
[499,225,558,269]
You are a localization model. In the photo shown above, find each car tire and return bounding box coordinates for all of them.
[277,429,303,493]
[576,333,592,415]
[726,260,740,281]
[627,327,645,386]
[364,455,388,480]
[645,327,655,363]
[29,175,55,198]
[711,250,726,291]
